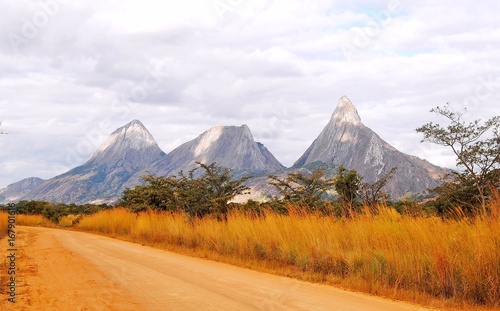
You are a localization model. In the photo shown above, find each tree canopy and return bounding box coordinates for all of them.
[333,165,362,217]
[268,168,333,212]
[120,162,250,220]
[416,104,500,215]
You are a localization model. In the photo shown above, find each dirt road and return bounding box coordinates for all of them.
[1,226,432,310]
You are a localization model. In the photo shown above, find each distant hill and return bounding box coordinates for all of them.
[0,177,45,203]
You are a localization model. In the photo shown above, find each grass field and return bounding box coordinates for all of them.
[2,193,498,309]
[0,211,7,239]
[76,203,500,310]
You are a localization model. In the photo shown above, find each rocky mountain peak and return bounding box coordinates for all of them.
[194,124,254,157]
[20,120,165,204]
[294,97,448,198]
[90,119,160,163]
[150,124,284,178]
[331,96,362,125]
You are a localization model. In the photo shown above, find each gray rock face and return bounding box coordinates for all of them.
[294,96,448,198]
[149,125,284,177]
[22,120,165,204]
[0,177,45,203]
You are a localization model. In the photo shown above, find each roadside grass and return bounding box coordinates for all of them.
[76,203,500,310]
[58,214,81,227]
[0,212,53,229]
[16,214,54,227]
[76,208,136,235]
[0,211,7,297]
[0,211,7,238]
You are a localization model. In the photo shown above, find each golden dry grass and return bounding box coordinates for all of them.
[0,211,8,238]
[58,214,81,227]
[0,211,8,295]
[0,211,50,230]
[16,214,53,227]
[76,208,136,236]
[75,202,500,310]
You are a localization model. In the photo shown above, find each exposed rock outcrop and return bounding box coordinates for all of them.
[294,96,447,197]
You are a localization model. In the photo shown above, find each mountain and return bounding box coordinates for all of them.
[149,125,284,177]
[17,122,283,204]
[9,100,448,204]
[294,96,447,198]
[0,177,45,203]
[22,120,165,204]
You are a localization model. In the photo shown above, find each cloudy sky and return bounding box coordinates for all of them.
[0,0,499,188]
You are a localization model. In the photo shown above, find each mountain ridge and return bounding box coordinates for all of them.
[3,97,448,203]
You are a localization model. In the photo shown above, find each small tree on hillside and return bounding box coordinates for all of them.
[120,174,183,212]
[268,168,333,212]
[416,105,500,215]
[120,162,250,220]
[195,162,251,220]
[428,171,479,216]
[359,167,397,211]
[333,165,362,217]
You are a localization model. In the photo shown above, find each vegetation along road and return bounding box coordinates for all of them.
[2,226,432,311]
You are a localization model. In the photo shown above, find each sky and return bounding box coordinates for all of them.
[0,0,499,188]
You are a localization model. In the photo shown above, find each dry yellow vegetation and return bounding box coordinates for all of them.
[2,192,498,309]
[16,214,51,227]
[0,211,7,238]
[76,200,500,310]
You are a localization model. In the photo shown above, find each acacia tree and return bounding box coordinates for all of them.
[195,162,251,220]
[429,171,480,216]
[416,105,500,215]
[120,162,250,220]
[359,167,397,211]
[268,168,333,212]
[120,174,183,212]
[333,165,362,217]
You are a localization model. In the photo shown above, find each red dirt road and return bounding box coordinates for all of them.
[1,227,432,310]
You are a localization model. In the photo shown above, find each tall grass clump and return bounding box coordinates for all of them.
[16,214,52,227]
[77,208,136,236]
[1,211,52,231]
[132,210,194,244]
[75,201,500,308]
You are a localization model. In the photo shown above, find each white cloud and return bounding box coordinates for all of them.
[0,0,499,188]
